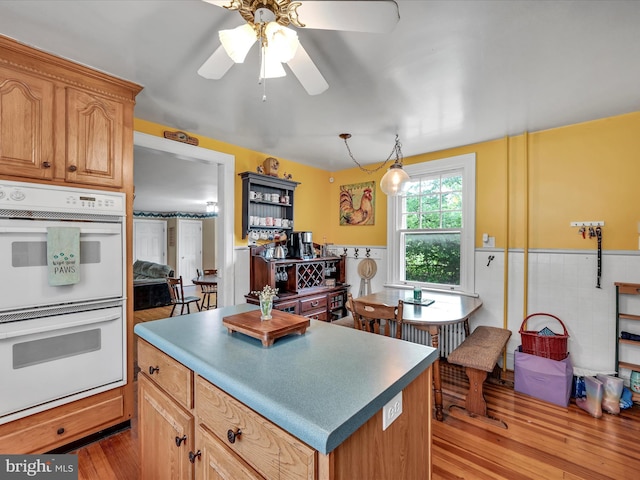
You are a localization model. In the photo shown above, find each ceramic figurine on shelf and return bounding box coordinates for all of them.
[263,157,279,177]
[283,172,293,180]
[256,165,265,174]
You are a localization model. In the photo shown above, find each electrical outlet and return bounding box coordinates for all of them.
[382,390,403,430]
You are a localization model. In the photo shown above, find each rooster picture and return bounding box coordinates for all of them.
[339,182,375,226]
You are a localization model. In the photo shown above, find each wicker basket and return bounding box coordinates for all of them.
[519,313,569,361]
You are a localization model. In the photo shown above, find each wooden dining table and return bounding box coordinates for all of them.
[192,274,219,310]
[357,287,483,421]
[192,274,219,287]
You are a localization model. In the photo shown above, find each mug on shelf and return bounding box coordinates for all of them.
[271,193,279,203]
[249,190,257,200]
[266,216,273,226]
[259,217,266,226]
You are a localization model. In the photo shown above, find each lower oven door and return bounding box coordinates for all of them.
[0,305,124,423]
[0,219,124,312]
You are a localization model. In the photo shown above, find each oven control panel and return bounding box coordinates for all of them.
[0,180,125,216]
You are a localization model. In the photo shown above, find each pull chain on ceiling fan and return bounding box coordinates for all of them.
[198,0,400,96]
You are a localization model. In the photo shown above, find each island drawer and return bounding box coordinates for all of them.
[138,339,193,409]
[195,376,315,480]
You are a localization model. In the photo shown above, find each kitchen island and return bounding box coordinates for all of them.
[134,304,438,479]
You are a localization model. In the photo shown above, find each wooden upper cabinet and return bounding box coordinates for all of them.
[65,87,124,187]
[0,34,141,190]
[0,66,56,180]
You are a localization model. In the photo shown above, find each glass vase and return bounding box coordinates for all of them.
[260,297,273,320]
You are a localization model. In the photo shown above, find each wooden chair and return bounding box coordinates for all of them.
[167,276,201,315]
[346,293,404,339]
[196,269,218,310]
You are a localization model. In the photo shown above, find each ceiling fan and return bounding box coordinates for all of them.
[198,0,400,95]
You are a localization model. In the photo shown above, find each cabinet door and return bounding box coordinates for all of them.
[65,87,124,187]
[0,66,55,180]
[195,425,263,480]
[139,375,194,480]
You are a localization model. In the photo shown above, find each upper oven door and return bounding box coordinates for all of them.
[0,219,124,311]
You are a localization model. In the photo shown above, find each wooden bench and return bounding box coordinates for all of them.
[447,326,511,425]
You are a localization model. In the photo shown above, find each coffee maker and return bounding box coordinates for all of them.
[288,231,315,259]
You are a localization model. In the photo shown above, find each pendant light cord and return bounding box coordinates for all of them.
[341,134,403,174]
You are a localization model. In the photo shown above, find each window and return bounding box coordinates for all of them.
[387,153,476,293]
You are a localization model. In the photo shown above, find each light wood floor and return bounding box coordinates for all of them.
[70,302,640,479]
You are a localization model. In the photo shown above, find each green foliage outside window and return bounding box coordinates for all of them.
[405,233,461,285]
[402,173,463,286]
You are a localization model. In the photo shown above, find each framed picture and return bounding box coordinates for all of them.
[339,181,375,226]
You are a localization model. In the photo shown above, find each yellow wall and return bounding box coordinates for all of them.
[135,111,640,252]
[134,119,331,246]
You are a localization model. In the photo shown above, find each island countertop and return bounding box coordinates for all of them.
[134,304,438,454]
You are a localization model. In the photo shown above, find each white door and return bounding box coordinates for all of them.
[178,219,202,286]
[133,219,167,265]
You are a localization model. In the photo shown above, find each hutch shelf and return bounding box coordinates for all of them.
[239,171,299,240]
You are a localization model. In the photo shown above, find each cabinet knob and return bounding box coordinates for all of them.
[188,450,201,463]
[227,428,242,444]
[57,427,65,435]
[148,366,159,375]
[42,162,51,169]
[311,301,319,307]
[68,165,77,172]
[175,435,187,447]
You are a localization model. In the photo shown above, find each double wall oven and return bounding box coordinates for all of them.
[0,180,126,424]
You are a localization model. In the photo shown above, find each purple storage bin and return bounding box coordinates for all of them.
[514,347,573,407]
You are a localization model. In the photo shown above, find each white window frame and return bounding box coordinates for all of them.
[386,152,476,294]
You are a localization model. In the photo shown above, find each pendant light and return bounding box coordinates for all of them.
[339,133,410,196]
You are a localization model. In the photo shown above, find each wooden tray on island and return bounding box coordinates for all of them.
[223,309,310,347]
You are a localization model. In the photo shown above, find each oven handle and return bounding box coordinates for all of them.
[0,311,120,340]
[0,226,119,234]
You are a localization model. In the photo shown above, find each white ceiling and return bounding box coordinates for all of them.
[2,0,640,213]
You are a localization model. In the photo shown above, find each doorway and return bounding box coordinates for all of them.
[133,132,234,307]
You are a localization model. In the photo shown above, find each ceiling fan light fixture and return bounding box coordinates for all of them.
[265,22,298,63]
[219,23,257,63]
[260,44,287,79]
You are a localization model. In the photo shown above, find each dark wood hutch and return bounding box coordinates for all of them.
[247,243,350,321]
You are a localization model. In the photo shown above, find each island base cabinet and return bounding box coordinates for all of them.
[137,340,432,480]
[319,366,432,480]
[139,375,194,480]
[195,424,264,480]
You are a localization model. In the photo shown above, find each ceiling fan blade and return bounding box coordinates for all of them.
[201,0,236,8]
[294,1,399,33]
[197,45,235,79]
[286,42,328,96]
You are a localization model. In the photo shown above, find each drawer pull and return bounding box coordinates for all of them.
[175,435,187,447]
[42,162,51,168]
[227,428,242,444]
[148,366,159,375]
[57,427,65,435]
[188,450,201,463]
[68,165,77,172]
[311,301,319,307]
